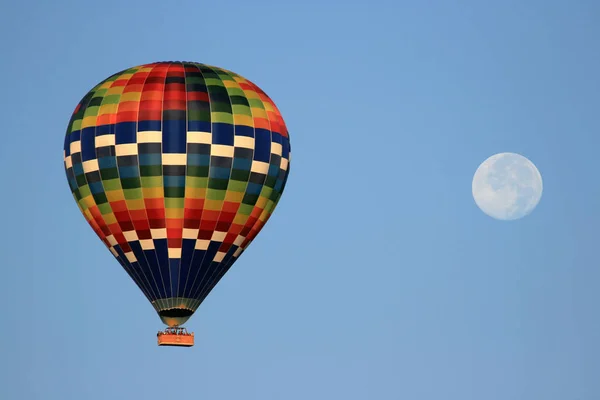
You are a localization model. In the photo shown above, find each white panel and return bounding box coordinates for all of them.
[137,131,162,143]
[188,131,212,144]
[95,134,116,147]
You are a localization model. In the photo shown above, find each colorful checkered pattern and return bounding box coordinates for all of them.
[63,62,291,326]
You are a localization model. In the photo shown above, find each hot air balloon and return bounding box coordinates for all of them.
[63,61,291,346]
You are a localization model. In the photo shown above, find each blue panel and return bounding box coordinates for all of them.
[169,258,180,298]
[188,120,211,132]
[162,119,187,153]
[274,177,285,192]
[138,120,161,132]
[72,163,84,177]
[268,164,279,176]
[70,130,81,142]
[212,122,234,145]
[115,122,137,144]
[246,182,262,195]
[189,241,222,299]
[253,128,271,161]
[98,156,117,169]
[139,153,161,166]
[96,124,114,135]
[164,176,186,187]
[64,132,72,156]
[130,261,155,301]
[273,169,287,192]
[127,241,159,301]
[67,174,78,191]
[225,245,237,261]
[80,127,96,161]
[183,249,207,297]
[234,124,254,137]
[191,263,217,300]
[187,154,210,166]
[118,166,139,178]
[271,131,283,144]
[143,249,167,298]
[89,181,104,194]
[232,157,252,170]
[154,239,172,298]
[209,166,231,179]
[178,239,196,297]
[282,137,290,159]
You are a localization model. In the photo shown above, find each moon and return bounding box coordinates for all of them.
[472,152,543,221]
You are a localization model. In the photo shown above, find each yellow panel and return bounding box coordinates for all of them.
[121,92,141,102]
[81,115,99,129]
[103,213,117,225]
[224,191,244,202]
[255,197,268,209]
[143,187,164,198]
[204,199,223,211]
[126,199,146,210]
[233,114,253,126]
[258,209,269,222]
[106,190,125,202]
[98,103,119,115]
[223,80,241,88]
[117,73,135,81]
[83,195,96,208]
[166,208,184,219]
[233,214,249,225]
[186,187,207,199]
[251,107,268,118]
[107,85,126,95]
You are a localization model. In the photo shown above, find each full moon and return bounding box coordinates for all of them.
[472,152,543,221]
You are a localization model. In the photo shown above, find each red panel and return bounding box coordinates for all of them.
[201,210,220,221]
[116,100,140,123]
[146,208,164,221]
[198,230,213,240]
[253,117,271,130]
[219,243,233,253]
[140,90,164,101]
[112,79,128,87]
[113,210,130,223]
[97,114,116,126]
[183,218,201,229]
[148,219,166,229]
[166,219,184,229]
[168,237,183,249]
[223,232,237,245]
[199,220,217,231]
[187,92,209,102]
[111,200,128,212]
[129,209,147,221]
[228,224,243,236]
[221,201,239,213]
[116,111,137,123]
[119,220,134,232]
[164,88,186,101]
[145,198,164,209]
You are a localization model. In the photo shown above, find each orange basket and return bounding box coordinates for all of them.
[157,327,194,347]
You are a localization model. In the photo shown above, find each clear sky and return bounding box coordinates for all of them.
[1,0,599,399]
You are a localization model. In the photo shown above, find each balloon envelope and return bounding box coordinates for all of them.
[63,61,291,326]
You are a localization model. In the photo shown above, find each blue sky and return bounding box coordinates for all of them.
[1,0,599,399]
